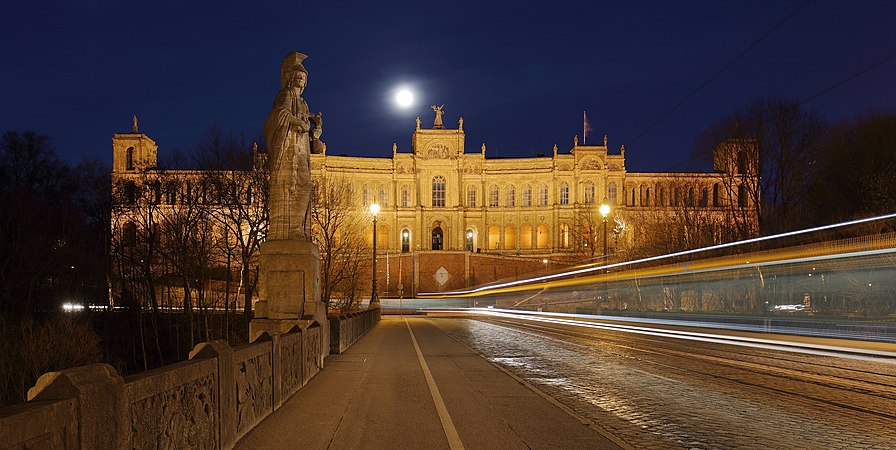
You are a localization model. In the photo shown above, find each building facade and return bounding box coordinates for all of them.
[110,112,757,300]
[306,112,754,258]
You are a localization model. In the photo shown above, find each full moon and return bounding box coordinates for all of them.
[395,89,414,108]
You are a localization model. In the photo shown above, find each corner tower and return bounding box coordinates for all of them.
[112,115,158,173]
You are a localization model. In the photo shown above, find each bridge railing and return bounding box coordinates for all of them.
[0,309,381,449]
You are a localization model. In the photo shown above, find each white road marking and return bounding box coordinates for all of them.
[405,318,466,450]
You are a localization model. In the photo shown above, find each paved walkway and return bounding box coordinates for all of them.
[235,316,625,449]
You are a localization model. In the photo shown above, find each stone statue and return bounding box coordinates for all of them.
[132,115,139,133]
[574,134,579,147]
[415,116,421,130]
[264,52,324,241]
[458,116,464,131]
[431,104,444,129]
[481,143,486,154]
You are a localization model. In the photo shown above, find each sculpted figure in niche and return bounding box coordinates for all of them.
[264,52,325,240]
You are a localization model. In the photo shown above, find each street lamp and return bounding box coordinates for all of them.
[370,203,380,307]
[599,198,611,260]
[598,198,611,312]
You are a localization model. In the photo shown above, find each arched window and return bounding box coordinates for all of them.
[431,226,443,250]
[560,224,570,248]
[536,224,549,248]
[505,185,516,208]
[559,183,569,205]
[687,187,695,206]
[538,184,549,207]
[432,176,446,207]
[124,180,137,204]
[645,187,651,206]
[674,188,680,206]
[738,184,748,208]
[629,188,636,206]
[522,184,532,207]
[126,147,135,171]
[467,185,477,208]
[400,186,410,208]
[712,183,720,207]
[123,221,137,246]
[503,224,516,249]
[520,224,533,249]
[165,182,177,204]
[401,229,410,253]
[362,185,371,206]
[489,185,499,208]
[584,181,595,204]
[737,150,748,173]
[700,188,709,207]
[377,185,388,207]
[608,182,617,205]
[465,229,474,252]
[488,225,501,249]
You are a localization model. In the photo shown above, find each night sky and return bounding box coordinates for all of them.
[2,1,894,172]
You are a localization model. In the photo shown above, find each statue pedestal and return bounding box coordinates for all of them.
[250,239,329,363]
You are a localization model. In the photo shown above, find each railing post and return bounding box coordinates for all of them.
[27,363,128,449]
[190,340,235,450]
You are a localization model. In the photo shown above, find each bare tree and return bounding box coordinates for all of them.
[311,174,370,313]
[694,98,823,235]
[568,205,603,262]
[196,128,269,329]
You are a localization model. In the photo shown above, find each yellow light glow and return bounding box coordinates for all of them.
[599,203,611,217]
[370,203,380,215]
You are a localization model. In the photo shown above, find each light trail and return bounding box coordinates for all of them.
[428,308,896,364]
[420,212,896,297]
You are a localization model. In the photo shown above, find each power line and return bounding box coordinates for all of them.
[801,51,896,105]
[629,0,814,147]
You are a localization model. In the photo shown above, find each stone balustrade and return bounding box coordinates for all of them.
[0,310,379,449]
[329,307,382,354]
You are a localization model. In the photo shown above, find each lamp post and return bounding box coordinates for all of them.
[599,198,611,261]
[598,198,611,312]
[370,203,380,307]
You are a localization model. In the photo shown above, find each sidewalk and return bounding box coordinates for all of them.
[234,316,625,449]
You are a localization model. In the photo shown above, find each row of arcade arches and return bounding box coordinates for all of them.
[370,223,553,252]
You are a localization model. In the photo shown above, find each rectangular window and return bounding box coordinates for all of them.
[560,184,569,205]
[432,177,446,208]
[467,186,477,208]
[401,188,410,208]
[489,186,499,208]
[538,186,548,207]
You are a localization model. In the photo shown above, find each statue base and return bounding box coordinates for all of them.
[250,239,329,362]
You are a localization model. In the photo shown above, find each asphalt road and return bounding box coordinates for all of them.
[430,315,896,449]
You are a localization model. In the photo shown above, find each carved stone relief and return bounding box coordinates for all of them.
[462,165,481,175]
[279,333,303,398]
[303,327,322,384]
[427,143,450,159]
[581,158,602,170]
[235,352,273,434]
[131,373,217,450]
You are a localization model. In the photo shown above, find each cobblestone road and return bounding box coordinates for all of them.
[430,317,896,449]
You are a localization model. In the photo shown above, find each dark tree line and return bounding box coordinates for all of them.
[693,98,896,235]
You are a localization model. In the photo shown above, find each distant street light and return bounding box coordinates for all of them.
[370,203,381,307]
[599,198,611,313]
[599,199,611,260]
